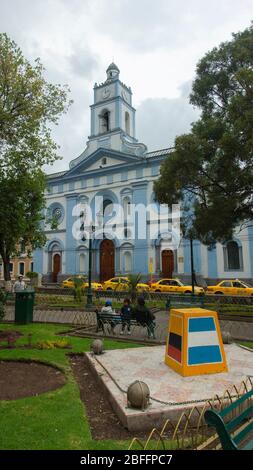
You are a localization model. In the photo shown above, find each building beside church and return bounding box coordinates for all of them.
[34,63,253,283]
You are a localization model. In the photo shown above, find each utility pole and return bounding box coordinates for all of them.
[86,224,95,308]
[190,237,195,296]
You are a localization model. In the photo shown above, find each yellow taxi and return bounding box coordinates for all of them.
[103,276,149,292]
[61,276,103,291]
[149,278,205,295]
[207,279,253,296]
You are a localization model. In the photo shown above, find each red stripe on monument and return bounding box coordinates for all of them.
[168,344,181,362]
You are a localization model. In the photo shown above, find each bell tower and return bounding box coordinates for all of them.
[69,63,147,168]
[90,62,136,142]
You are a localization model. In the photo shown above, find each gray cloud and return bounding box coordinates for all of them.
[0,0,252,174]
[90,0,253,52]
[136,84,200,151]
[68,47,100,79]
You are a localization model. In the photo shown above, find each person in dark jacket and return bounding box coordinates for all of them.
[132,297,156,339]
[120,298,132,335]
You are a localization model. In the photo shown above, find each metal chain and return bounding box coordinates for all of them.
[92,354,237,407]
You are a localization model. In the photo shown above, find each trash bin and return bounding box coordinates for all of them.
[15,290,35,324]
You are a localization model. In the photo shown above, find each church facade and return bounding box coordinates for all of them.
[33,63,253,283]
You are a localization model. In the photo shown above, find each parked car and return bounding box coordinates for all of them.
[61,276,103,291]
[103,276,149,292]
[149,278,205,295]
[207,279,253,296]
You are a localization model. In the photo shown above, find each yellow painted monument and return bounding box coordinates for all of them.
[165,308,228,376]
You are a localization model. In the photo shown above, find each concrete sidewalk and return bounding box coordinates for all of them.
[3,306,253,342]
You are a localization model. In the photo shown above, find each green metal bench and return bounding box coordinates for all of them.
[204,388,253,450]
[95,311,156,337]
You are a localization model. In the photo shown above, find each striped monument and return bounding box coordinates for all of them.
[165,308,228,376]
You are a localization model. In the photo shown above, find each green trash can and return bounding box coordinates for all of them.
[15,290,35,324]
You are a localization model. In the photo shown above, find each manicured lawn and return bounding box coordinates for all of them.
[241,341,253,349]
[0,323,141,450]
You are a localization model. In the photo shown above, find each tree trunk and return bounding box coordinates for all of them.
[2,255,12,291]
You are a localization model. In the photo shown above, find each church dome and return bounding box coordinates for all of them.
[106,62,120,73]
[106,62,120,80]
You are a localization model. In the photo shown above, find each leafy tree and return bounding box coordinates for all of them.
[0,34,72,283]
[154,24,253,245]
[127,273,142,303]
[73,276,85,303]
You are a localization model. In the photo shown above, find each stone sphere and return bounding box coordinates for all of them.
[127,380,150,410]
[91,339,104,355]
[221,330,233,344]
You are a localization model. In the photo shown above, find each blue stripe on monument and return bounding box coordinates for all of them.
[188,317,215,332]
[188,345,222,365]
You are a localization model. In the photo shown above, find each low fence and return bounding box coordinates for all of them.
[35,287,253,304]
[128,376,253,450]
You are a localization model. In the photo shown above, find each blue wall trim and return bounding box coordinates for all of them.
[136,168,143,179]
[121,171,128,182]
[66,194,78,274]
[91,108,95,135]
[248,225,253,276]
[132,182,148,273]
[107,174,113,184]
[93,177,100,187]
[151,165,160,176]
[207,246,218,278]
[33,248,43,274]
[183,239,202,274]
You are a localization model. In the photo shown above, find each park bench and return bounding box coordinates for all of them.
[95,310,156,338]
[204,388,253,450]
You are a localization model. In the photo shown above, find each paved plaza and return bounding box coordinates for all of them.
[86,343,253,431]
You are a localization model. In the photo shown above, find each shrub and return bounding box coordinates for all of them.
[73,276,85,302]
[36,339,71,350]
[26,271,38,279]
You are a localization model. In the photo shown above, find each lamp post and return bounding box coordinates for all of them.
[190,236,195,296]
[86,225,95,308]
[84,209,103,309]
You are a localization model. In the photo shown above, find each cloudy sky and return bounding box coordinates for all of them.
[0,0,252,172]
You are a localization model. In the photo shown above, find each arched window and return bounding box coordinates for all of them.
[79,253,86,273]
[124,252,132,273]
[103,199,113,217]
[224,241,242,270]
[125,112,130,134]
[19,262,25,275]
[123,196,131,220]
[100,110,110,133]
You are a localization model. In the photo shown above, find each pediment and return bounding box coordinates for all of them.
[67,148,142,177]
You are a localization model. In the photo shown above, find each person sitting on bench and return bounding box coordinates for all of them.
[132,297,156,339]
[100,300,117,334]
[120,298,132,335]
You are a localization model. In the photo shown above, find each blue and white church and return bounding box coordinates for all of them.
[34,63,253,283]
